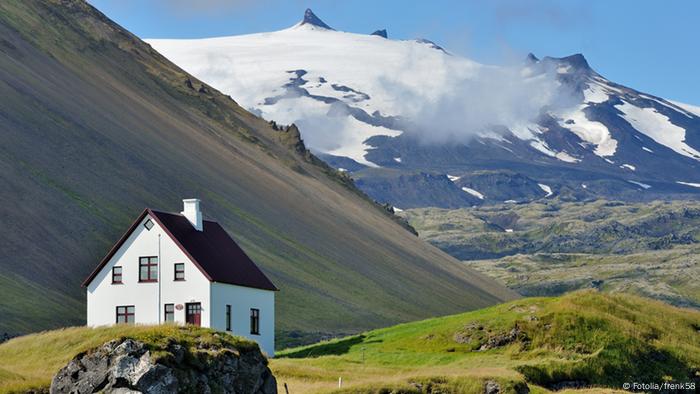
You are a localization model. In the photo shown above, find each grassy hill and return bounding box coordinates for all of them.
[0,0,515,342]
[0,325,259,393]
[2,292,695,393]
[272,291,700,393]
[401,199,700,308]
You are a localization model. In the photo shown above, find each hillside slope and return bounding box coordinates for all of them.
[273,291,700,393]
[0,0,515,340]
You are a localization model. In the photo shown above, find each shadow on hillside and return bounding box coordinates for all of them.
[280,334,370,359]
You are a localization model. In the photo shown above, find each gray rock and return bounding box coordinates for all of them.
[484,380,501,394]
[50,338,276,393]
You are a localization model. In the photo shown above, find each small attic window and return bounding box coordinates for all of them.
[144,219,154,230]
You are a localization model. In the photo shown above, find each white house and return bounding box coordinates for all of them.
[82,199,278,356]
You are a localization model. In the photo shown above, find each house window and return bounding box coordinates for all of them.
[116,305,135,324]
[174,263,185,281]
[139,256,158,282]
[112,266,123,284]
[164,304,174,322]
[250,308,260,335]
[226,305,231,331]
[144,219,154,230]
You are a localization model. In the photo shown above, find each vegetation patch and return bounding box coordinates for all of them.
[272,291,700,393]
[0,325,258,393]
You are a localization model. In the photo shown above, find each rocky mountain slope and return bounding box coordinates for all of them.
[149,9,700,207]
[0,0,515,340]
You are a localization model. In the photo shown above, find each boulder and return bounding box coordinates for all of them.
[50,338,276,394]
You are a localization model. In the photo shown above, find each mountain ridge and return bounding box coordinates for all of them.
[148,9,700,208]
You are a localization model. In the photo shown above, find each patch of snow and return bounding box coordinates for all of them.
[642,147,654,153]
[581,183,588,189]
[620,164,636,171]
[604,158,615,164]
[538,183,553,197]
[676,181,700,188]
[616,101,700,161]
[338,168,347,172]
[505,229,514,233]
[393,206,404,212]
[556,151,581,163]
[504,200,517,204]
[557,65,571,74]
[393,157,402,163]
[583,82,609,104]
[628,180,651,189]
[447,175,461,182]
[461,187,484,200]
[510,123,543,140]
[669,100,700,118]
[530,140,580,163]
[559,105,617,157]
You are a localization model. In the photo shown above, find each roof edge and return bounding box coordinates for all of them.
[81,208,150,287]
[83,208,278,291]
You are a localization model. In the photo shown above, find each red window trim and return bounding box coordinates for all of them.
[174,263,185,281]
[138,256,158,283]
[116,305,135,324]
[111,266,123,284]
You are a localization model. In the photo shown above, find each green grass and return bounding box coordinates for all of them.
[0,325,257,393]
[271,291,700,393]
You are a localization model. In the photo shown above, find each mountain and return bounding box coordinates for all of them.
[0,0,516,340]
[148,10,700,208]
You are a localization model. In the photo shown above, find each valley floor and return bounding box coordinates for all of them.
[400,199,700,309]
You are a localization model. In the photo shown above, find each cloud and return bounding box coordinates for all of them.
[377,60,577,144]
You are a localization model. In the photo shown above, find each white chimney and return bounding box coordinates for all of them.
[181,198,203,231]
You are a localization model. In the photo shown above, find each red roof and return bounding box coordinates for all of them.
[82,209,278,291]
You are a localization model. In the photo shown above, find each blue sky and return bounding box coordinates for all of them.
[89,0,700,104]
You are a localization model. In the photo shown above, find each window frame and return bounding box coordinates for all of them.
[174,263,185,281]
[250,308,260,335]
[138,256,158,283]
[111,266,123,284]
[116,305,135,324]
[226,305,231,331]
[164,303,175,323]
[144,218,154,230]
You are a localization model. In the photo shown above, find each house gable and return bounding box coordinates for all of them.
[83,209,278,291]
[84,211,209,291]
[83,209,213,287]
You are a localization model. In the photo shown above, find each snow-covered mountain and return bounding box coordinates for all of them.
[148,9,700,208]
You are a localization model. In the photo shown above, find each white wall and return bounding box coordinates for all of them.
[210,282,275,357]
[87,214,211,327]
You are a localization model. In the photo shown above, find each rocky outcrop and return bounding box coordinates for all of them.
[50,338,276,394]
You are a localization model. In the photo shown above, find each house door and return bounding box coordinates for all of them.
[186,303,202,326]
